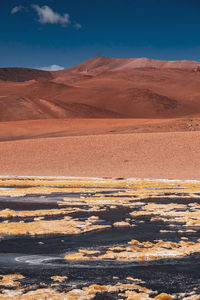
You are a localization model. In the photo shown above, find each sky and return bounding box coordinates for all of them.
[1,0,200,69]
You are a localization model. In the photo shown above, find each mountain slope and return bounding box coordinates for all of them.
[0,67,53,82]
[54,56,200,77]
[1,57,200,121]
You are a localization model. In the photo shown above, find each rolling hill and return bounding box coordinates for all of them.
[0,57,200,121]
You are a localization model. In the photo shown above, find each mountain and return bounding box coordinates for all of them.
[0,57,200,121]
[1,57,200,83]
[54,56,200,75]
[0,67,53,82]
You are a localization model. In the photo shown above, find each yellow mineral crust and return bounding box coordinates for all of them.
[65,239,200,262]
[0,217,111,236]
[130,202,200,227]
[51,276,68,283]
[78,249,100,255]
[1,288,77,300]
[65,282,154,300]
[64,252,86,260]
[0,208,69,219]
[0,273,176,300]
[154,293,173,300]
[0,282,157,300]
[1,177,200,200]
[0,274,24,287]
[0,177,200,298]
[113,221,131,227]
[120,291,151,299]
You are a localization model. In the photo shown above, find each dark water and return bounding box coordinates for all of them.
[0,187,200,298]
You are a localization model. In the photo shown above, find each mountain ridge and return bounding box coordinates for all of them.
[1,57,200,83]
[1,56,200,121]
[54,56,200,77]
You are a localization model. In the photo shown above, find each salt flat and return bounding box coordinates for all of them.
[0,177,199,299]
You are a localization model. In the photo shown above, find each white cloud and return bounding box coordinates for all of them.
[39,65,65,71]
[31,5,71,27]
[11,6,24,14]
[73,22,82,30]
[11,4,82,29]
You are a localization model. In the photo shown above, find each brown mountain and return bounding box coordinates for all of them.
[0,57,200,121]
[0,67,53,82]
[54,56,200,75]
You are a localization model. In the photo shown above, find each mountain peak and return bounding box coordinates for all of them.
[63,56,200,75]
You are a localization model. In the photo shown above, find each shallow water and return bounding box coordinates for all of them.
[0,177,200,299]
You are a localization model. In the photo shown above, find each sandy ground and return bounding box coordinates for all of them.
[0,131,200,180]
[0,118,167,141]
[1,118,200,142]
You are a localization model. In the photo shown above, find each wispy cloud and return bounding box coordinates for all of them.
[31,5,71,27]
[11,6,25,14]
[11,4,82,29]
[73,22,82,30]
[39,65,65,71]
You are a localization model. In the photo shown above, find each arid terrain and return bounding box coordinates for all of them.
[1,57,200,179]
[1,57,200,122]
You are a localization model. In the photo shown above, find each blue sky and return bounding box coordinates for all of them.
[1,0,200,69]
